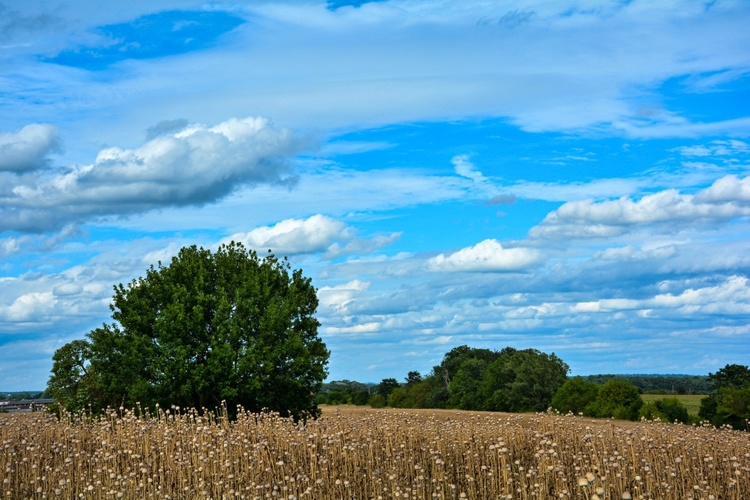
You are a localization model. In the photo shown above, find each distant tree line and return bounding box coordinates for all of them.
[583,374,711,394]
[1,392,47,401]
[550,377,689,423]
[317,346,750,430]
[319,345,570,413]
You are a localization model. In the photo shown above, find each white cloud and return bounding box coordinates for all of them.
[452,154,486,183]
[223,214,399,258]
[673,140,750,157]
[3,291,55,322]
[0,124,59,173]
[142,242,182,267]
[325,322,382,336]
[318,279,370,314]
[694,175,750,204]
[225,215,348,255]
[0,117,303,232]
[530,175,750,239]
[573,276,750,316]
[9,0,745,146]
[0,237,23,258]
[427,239,541,272]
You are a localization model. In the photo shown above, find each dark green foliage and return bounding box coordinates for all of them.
[436,345,499,391]
[698,393,719,422]
[325,390,350,405]
[657,398,690,424]
[318,380,373,405]
[550,377,600,414]
[377,378,400,399]
[584,374,711,394]
[639,397,689,423]
[350,390,371,406]
[708,364,750,390]
[47,339,98,414]
[405,371,423,385]
[385,374,446,409]
[698,364,750,429]
[586,380,643,420]
[368,394,386,408]
[387,387,410,408]
[448,357,490,410]
[47,242,329,421]
[444,346,569,412]
[715,386,750,429]
[482,349,569,412]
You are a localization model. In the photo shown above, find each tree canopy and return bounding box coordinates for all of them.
[381,345,569,413]
[48,242,329,420]
[699,363,750,429]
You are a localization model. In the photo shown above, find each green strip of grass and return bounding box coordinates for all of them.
[641,394,705,416]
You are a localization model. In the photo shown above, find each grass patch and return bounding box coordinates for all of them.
[641,394,705,416]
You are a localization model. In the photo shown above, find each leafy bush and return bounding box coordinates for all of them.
[586,380,643,421]
[639,398,688,423]
[551,377,599,414]
[368,394,386,408]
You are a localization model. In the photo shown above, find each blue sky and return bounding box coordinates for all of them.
[1,0,749,390]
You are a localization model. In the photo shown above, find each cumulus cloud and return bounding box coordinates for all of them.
[427,239,541,272]
[0,117,303,232]
[693,175,750,204]
[2,291,55,322]
[225,215,348,255]
[223,214,399,257]
[318,279,370,313]
[530,175,750,240]
[0,124,60,173]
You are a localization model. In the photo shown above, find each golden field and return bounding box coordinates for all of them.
[1,405,748,499]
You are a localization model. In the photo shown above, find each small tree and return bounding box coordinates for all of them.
[639,398,689,424]
[377,378,400,400]
[587,380,643,421]
[551,377,600,414]
[48,242,329,421]
[368,394,386,408]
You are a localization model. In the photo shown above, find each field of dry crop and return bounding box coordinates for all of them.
[2,405,749,499]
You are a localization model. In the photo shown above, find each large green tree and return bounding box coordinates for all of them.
[443,346,569,412]
[477,348,570,412]
[48,242,329,420]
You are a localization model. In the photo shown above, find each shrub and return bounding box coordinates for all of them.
[368,394,386,408]
[588,380,643,421]
[551,377,600,414]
